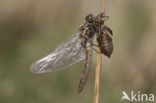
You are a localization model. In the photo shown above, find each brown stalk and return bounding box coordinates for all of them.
[94,47,102,103]
[94,0,104,103]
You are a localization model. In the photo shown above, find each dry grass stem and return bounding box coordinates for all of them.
[94,47,102,103]
[94,0,104,103]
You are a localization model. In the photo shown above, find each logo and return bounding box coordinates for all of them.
[121,91,155,102]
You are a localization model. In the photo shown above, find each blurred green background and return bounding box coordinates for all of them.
[0,0,156,103]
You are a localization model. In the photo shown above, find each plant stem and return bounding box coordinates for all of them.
[94,0,104,103]
[94,48,102,103]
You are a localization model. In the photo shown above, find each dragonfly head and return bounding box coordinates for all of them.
[85,14,95,23]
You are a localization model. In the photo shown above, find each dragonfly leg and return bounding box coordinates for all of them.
[92,44,99,47]
[91,44,101,53]
[92,47,101,53]
[103,16,109,21]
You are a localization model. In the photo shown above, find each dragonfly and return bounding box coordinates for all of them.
[31,13,113,93]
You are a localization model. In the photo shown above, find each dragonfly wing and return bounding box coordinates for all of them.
[31,32,86,74]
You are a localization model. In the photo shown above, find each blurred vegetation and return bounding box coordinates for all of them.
[0,0,155,103]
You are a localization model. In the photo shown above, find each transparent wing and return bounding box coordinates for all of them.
[31,32,86,74]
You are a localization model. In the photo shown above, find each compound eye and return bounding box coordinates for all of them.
[85,14,95,23]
